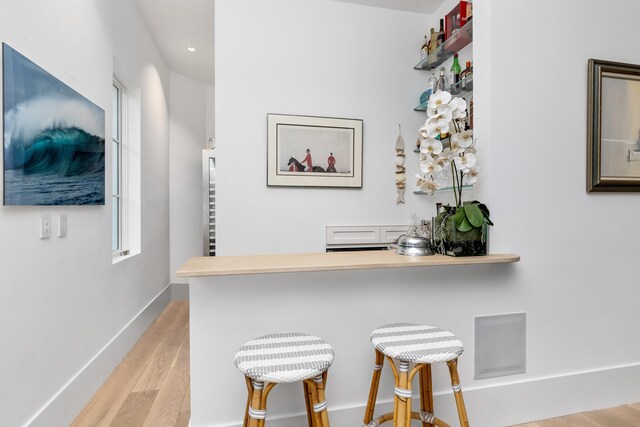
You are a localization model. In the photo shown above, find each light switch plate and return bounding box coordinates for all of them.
[59,214,67,237]
[41,214,51,239]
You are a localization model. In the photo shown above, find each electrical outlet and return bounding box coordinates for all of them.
[41,215,51,239]
[59,214,67,237]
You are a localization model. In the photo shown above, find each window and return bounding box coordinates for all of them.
[112,78,129,257]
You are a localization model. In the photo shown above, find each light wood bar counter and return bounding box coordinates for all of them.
[177,250,520,278]
[181,250,520,426]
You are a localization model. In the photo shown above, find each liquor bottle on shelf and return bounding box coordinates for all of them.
[420,36,429,61]
[436,67,447,92]
[466,1,473,22]
[464,97,471,130]
[460,61,472,90]
[429,27,438,53]
[427,68,437,94]
[437,19,445,46]
[450,53,462,93]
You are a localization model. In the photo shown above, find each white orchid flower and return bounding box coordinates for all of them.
[452,130,473,149]
[427,103,452,119]
[449,97,467,119]
[440,147,455,161]
[423,122,441,139]
[434,155,450,171]
[427,90,452,111]
[415,95,482,192]
[418,123,434,139]
[449,138,462,155]
[419,124,427,138]
[454,152,476,172]
[420,156,443,175]
[464,166,480,185]
[416,175,438,194]
[420,138,443,156]
[427,108,452,136]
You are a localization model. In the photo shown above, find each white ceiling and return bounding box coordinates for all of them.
[332,0,445,14]
[133,0,443,85]
[134,0,215,85]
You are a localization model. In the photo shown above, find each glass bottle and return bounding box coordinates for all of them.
[450,53,462,93]
[437,19,445,46]
[421,36,429,61]
[436,67,447,92]
[464,97,471,130]
[461,61,472,90]
[427,68,437,94]
[429,27,439,53]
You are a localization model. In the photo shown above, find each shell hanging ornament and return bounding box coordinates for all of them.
[395,124,406,204]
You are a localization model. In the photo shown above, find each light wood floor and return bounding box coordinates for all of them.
[512,403,640,427]
[71,301,190,427]
[71,301,640,427]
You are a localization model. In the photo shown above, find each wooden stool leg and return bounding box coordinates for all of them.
[303,381,318,427]
[259,383,276,427]
[306,378,323,426]
[306,375,331,427]
[247,381,276,427]
[419,364,434,427]
[383,356,400,427]
[394,360,412,427]
[244,376,254,427]
[248,380,264,427]
[363,350,385,426]
[447,359,469,427]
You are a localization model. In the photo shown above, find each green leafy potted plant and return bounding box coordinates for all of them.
[415,90,493,256]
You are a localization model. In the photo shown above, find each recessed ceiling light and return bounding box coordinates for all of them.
[187,47,196,52]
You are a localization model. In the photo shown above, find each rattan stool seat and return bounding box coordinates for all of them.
[370,322,463,364]
[234,332,335,384]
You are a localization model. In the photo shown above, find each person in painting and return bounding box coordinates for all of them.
[301,148,313,172]
[327,152,337,173]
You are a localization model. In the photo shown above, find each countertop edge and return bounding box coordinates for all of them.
[176,251,520,278]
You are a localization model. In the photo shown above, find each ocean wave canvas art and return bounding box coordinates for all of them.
[3,43,105,205]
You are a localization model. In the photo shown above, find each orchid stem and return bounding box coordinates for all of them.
[451,161,460,208]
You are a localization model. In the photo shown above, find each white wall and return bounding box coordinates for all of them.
[206,84,216,146]
[169,72,208,284]
[215,0,434,256]
[0,0,171,425]
[206,0,640,426]
[485,0,640,394]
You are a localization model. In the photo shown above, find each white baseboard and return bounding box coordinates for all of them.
[194,362,640,427]
[26,284,172,427]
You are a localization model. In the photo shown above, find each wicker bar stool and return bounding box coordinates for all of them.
[234,332,334,427]
[362,323,469,427]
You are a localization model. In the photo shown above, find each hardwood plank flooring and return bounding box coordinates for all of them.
[71,301,190,427]
[73,301,639,427]
[110,391,158,427]
[513,404,640,427]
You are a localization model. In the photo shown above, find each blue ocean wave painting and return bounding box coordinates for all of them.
[3,44,105,205]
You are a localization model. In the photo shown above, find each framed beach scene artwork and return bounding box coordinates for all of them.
[587,59,640,192]
[3,43,105,205]
[267,114,363,188]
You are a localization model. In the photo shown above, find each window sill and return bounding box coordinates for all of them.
[112,250,140,265]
